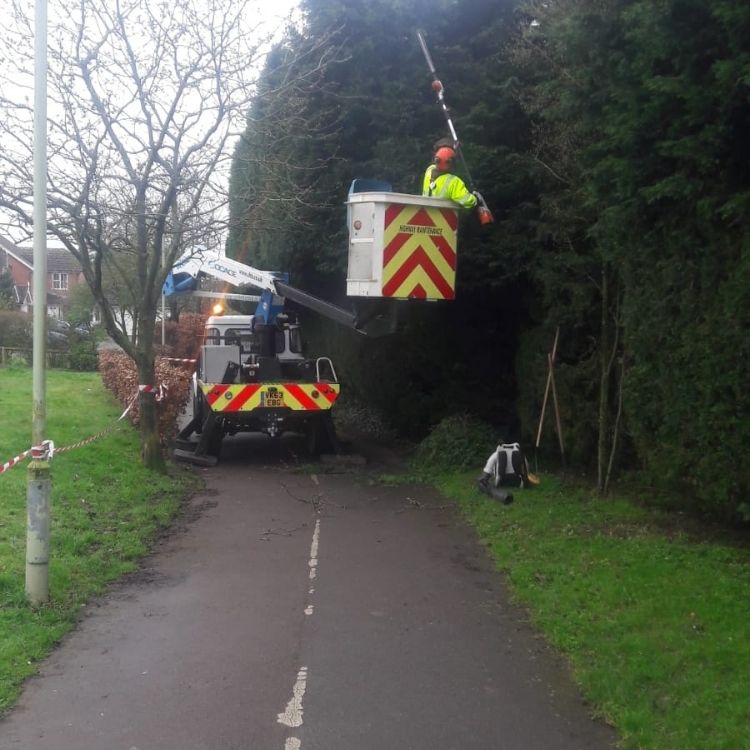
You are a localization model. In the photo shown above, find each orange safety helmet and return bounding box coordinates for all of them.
[433,146,456,172]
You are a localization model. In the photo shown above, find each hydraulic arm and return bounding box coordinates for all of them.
[163,248,396,336]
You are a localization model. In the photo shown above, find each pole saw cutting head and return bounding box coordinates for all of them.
[474,192,494,225]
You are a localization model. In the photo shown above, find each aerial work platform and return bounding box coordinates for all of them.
[346,191,458,301]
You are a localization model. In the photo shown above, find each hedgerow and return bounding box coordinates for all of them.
[98,313,206,440]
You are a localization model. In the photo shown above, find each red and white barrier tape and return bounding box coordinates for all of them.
[0,448,32,475]
[2,383,170,475]
[0,440,54,475]
[161,357,197,364]
[119,384,168,420]
[139,384,168,402]
[56,427,120,454]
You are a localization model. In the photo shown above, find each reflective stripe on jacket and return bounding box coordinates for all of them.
[422,165,477,209]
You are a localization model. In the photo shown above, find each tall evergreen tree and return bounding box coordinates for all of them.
[228,0,533,436]
[588,0,750,514]
[228,0,750,516]
[512,0,750,514]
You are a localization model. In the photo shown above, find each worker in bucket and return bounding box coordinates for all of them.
[422,138,478,210]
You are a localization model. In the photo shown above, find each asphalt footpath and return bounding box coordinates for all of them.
[0,435,617,750]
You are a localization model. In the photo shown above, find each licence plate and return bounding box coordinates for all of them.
[261,391,285,408]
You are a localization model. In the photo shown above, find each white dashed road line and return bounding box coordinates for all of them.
[308,518,320,581]
[277,667,308,728]
[278,492,322,749]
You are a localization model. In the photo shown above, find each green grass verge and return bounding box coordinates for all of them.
[432,471,750,750]
[0,366,199,714]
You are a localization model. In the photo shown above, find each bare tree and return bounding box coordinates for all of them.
[0,0,338,468]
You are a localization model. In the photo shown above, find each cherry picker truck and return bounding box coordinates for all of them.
[165,248,368,465]
[161,31,496,465]
[163,182,463,465]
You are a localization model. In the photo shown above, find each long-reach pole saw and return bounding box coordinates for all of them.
[416,30,494,225]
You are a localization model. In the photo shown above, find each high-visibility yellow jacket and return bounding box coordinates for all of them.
[422,165,477,209]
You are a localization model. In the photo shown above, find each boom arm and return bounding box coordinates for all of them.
[163,249,286,297]
[163,248,396,335]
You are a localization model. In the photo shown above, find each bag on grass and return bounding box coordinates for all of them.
[493,443,530,488]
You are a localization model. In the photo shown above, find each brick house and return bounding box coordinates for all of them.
[0,235,84,320]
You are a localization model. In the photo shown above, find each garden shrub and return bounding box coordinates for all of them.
[171,312,206,359]
[98,313,205,439]
[68,334,99,371]
[0,311,32,348]
[156,312,206,360]
[413,413,499,473]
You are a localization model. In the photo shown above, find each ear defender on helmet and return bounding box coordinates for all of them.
[434,146,456,170]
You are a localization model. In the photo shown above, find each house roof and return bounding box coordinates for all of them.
[0,235,33,269]
[13,246,82,273]
[0,235,82,273]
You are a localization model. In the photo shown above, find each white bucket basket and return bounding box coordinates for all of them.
[346,192,459,301]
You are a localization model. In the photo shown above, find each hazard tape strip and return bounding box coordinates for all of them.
[119,384,167,421]
[2,423,127,474]
[161,357,197,364]
[139,384,168,402]
[1,382,168,475]
[1,440,54,475]
[55,425,123,455]
[1,448,33,475]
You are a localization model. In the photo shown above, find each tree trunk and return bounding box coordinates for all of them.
[604,359,625,494]
[139,392,164,471]
[136,326,165,472]
[597,264,610,494]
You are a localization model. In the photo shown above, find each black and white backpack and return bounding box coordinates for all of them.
[494,443,530,488]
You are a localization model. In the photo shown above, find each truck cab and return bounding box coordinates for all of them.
[199,314,335,384]
[203,314,304,365]
[180,312,340,464]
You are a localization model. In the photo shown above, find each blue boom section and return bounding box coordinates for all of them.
[255,289,286,324]
[162,271,197,296]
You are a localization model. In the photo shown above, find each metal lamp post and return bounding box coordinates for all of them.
[26,0,49,606]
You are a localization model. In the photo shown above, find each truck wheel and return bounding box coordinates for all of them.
[305,418,323,458]
[306,413,337,457]
[208,417,223,459]
[320,412,339,454]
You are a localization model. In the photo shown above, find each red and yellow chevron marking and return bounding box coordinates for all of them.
[381,204,458,300]
[201,382,340,413]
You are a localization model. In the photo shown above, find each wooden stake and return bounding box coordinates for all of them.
[535,327,559,449]
[548,352,565,466]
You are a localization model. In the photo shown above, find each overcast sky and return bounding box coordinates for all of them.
[0,0,302,246]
